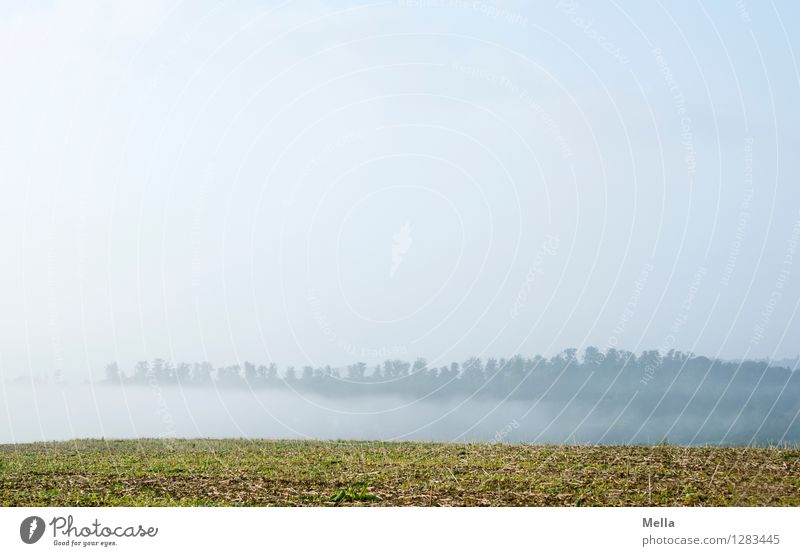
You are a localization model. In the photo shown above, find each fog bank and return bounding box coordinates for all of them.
[2,382,796,446]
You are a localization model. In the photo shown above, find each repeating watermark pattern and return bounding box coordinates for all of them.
[606,262,654,352]
[641,266,706,385]
[511,234,560,319]
[307,288,408,359]
[145,366,177,446]
[721,137,754,286]
[751,210,800,345]
[451,62,573,159]
[294,132,368,203]
[398,0,528,27]
[492,418,520,443]
[652,47,697,176]
[735,0,752,24]
[557,0,630,64]
[390,221,413,278]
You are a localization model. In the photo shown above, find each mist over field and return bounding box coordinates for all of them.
[4,351,798,445]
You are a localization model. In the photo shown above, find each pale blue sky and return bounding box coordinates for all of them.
[1,0,799,378]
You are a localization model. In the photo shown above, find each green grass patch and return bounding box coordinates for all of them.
[331,483,380,504]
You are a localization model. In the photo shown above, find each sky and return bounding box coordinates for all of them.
[1,0,800,380]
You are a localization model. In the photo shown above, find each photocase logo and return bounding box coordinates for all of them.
[390,221,413,278]
[20,516,45,544]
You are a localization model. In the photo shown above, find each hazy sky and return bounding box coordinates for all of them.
[1,0,799,380]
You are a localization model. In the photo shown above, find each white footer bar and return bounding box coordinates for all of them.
[1,507,797,555]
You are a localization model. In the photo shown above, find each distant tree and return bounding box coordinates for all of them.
[583,346,602,367]
[151,358,166,381]
[603,348,621,367]
[244,362,258,383]
[395,360,410,377]
[639,350,661,369]
[347,362,367,380]
[134,361,150,383]
[462,357,484,388]
[507,355,525,378]
[104,362,121,382]
[450,362,460,378]
[175,363,190,383]
[255,365,267,383]
[163,361,176,382]
[561,348,578,364]
[192,362,213,385]
[439,364,456,382]
[484,358,498,379]
[617,350,637,366]
[218,365,242,386]
[411,358,427,375]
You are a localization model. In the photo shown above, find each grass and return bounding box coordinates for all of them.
[0,439,798,506]
[331,482,381,504]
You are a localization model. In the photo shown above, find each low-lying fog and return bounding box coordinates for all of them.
[2,382,795,446]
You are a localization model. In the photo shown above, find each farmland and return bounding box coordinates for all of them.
[1,439,798,506]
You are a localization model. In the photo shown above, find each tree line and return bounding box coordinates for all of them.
[103,347,800,402]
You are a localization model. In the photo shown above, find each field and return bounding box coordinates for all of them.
[1,439,799,506]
